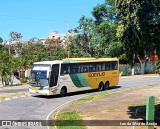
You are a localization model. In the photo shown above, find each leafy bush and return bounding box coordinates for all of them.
[155,61,160,75]
[20,77,28,83]
[120,64,131,76]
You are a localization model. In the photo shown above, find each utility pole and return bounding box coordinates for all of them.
[7,41,11,55]
[65,21,69,48]
[65,21,69,33]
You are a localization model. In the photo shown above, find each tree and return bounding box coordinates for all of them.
[90,21,119,57]
[0,37,3,49]
[0,37,3,43]
[90,0,124,58]
[8,31,23,56]
[53,48,68,60]
[9,31,22,41]
[92,0,117,24]
[74,16,94,55]
[67,39,91,58]
[116,0,160,73]
[14,55,31,78]
[0,50,15,86]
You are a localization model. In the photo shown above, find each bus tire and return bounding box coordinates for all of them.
[60,86,67,97]
[104,81,109,90]
[98,82,104,91]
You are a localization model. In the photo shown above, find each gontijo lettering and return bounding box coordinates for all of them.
[88,72,105,77]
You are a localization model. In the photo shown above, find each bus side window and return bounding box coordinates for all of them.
[61,64,69,74]
[70,64,73,74]
[70,64,79,74]
[89,63,96,72]
[67,65,70,74]
[102,63,105,71]
[61,64,65,75]
[81,64,87,73]
[96,63,102,71]
[80,64,84,73]
[111,62,118,70]
[105,62,110,70]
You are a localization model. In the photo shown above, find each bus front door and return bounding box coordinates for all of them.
[50,64,59,87]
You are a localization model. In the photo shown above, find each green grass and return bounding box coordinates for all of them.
[53,110,86,129]
[72,88,128,105]
[128,103,145,107]
[106,108,118,112]
[72,92,108,104]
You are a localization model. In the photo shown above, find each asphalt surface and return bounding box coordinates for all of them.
[0,75,160,129]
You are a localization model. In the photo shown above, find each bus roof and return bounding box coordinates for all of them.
[33,58,118,65]
[62,58,118,63]
[33,60,62,65]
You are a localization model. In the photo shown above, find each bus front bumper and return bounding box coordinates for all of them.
[29,86,58,96]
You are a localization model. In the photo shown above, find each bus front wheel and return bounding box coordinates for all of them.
[60,87,67,97]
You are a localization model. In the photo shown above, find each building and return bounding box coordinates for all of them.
[40,30,76,48]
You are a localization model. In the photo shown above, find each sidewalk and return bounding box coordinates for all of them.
[0,83,30,102]
[0,76,22,87]
[120,74,159,78]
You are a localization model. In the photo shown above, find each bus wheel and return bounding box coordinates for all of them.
[98,82,104,91]
[104,81,109,90]
[60,87,67,97]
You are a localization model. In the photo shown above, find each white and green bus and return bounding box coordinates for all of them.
[29,58,119,96]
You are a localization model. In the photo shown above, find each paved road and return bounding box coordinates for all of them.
[0,87,28,94]
[0,75,160,129]
[119,75,160,88]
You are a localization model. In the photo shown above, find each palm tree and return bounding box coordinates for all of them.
[0,50,15,86]
[15,55,32,78]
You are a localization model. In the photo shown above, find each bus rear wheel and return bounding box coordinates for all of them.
[104,81,109,90]
[98,82,104,91]
[60,87,67,97]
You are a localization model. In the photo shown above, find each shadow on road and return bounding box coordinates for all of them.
[127,104,160,120]
[33,85,122,99]
[32,89,99,99]
[109,85,121,90]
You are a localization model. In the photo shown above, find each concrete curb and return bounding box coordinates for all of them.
[46,94,91,129]
[46,84,160,128]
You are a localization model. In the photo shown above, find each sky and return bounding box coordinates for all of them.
[0,0,105,41]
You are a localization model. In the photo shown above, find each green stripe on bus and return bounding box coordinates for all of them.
[69,73,90,87]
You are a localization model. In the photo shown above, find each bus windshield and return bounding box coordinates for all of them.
[29,71,48,87]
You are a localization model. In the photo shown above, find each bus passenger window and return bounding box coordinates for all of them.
[67,66,70,74]
[63,70,67,74]
[105,63,110,70]
[111,62,117,70]
[89,64,96,72]
[81,65,88,72]
[96,63,102,71]
[80,64,85,73]
[61,65,67,74]
[70,64,79,74]
[102,63,105,71]
[85,64,90,72]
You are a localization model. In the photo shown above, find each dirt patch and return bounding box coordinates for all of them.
[57,85,160,129]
